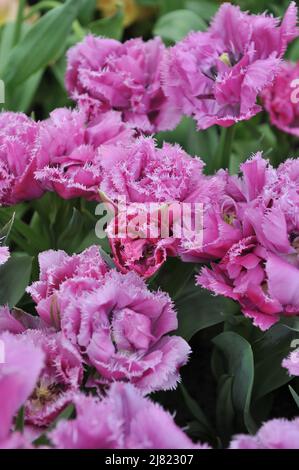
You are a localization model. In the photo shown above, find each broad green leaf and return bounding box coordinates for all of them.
[57,207,85,252]
[213,331,257,433]
[211,347,226,380]
[180,384,214,435]
[252,324,298,400]
[33,194,95,253]
[254,353,291,401]
[187,125,218,171]
[231,121,278,173]
[76,230,111,254]
[289,386,299,409]
[216,375,234,444]
[250,393,274,426]
[0,22,43,110]
[136,0,159,5]
[186,420,220,447]
[29,212,53,250]
[158,0,185,15]
[0,253,33,307]
[152,258,196,300]
[185,0,217,21]
[89,8,124,40]
[32,191,61,227]
[0,22,15,74]
[7,69,43,112]
[51,55,67,90]
[0,209,49,253]
[3,0,82,87]
[271,3,289,17]
[0,213,15,244]
[154,9,206,43]
[281,316,299,333]
[157,117,217,172]
[156,117,191,148]
[175,283,238,341]
[78,0,97,25]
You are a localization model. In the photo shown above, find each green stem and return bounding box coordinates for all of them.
[13,0,26,46]
[72,19,86,41]
[23,1,61,20]
[213,126,236,172]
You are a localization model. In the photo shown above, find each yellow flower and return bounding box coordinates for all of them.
[97,0,154,28]
[0,0,18,26]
